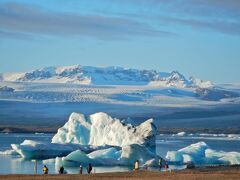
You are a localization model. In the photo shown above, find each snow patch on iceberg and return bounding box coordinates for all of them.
[166,142,240,165]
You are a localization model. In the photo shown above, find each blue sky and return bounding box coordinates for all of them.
[0,0,240,83]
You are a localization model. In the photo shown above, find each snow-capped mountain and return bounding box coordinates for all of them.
[0,65,212,88]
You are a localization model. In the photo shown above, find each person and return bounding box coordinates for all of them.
[165,162,169,171]
[59,166,64,174]
[159,158,163,170]
[34,160,37,174]
[186,161,195,169]
[87,163,92,174]
[79,164,83,174]
[134,160,139,171]
[43,165,48,174]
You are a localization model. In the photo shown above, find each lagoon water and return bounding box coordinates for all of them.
[0,133,239,174]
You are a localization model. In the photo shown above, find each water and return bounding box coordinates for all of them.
[0,133,239,174]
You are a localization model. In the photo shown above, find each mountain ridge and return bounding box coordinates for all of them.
[0,65,213,88]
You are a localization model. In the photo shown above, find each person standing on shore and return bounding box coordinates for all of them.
[79,164,83,174]
[165,162,169,171]
[59,166,64,174]
[134,160,140,171]
[87,163,92,174]
[159,158,163,170]
[43,165,48,174]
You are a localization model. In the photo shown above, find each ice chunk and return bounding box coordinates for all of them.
[175,132,186,136]
[52,112,156,151]
[57,148,121,167]
[61,150,92,167]
[11,139,116,159]
[179,141,208,158]
[205,149,240,165]
[11,140,94,159]
[56,144,160,167]
[166,141,240,165]
[0,149,18,155]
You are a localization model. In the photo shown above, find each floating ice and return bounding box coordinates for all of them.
[52,112,156,151]
[0,149,18,155]
[166,141,240,165]
[51,112,159,167]
[167,132,240,140]
[7,112,160,167]
[11,139,110,159]
[174,132,186,136]
[56,144,160,167]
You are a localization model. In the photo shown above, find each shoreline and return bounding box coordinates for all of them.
[0,165,239,180]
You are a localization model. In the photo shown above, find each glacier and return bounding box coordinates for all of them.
[166,142,240,165]
[1,66,239,107]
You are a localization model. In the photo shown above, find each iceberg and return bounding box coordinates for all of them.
[7,112,160,167]
[52,112,156,151]
[52,112,159,167]
[166,142,240,165]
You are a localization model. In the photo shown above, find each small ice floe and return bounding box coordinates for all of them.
[166,141,240,165]
[35,132,45,135]
[172,132,186,137]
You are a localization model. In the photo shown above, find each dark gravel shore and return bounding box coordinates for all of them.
[0,165,239,180]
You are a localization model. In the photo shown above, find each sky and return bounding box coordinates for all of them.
[0,0,240,83]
